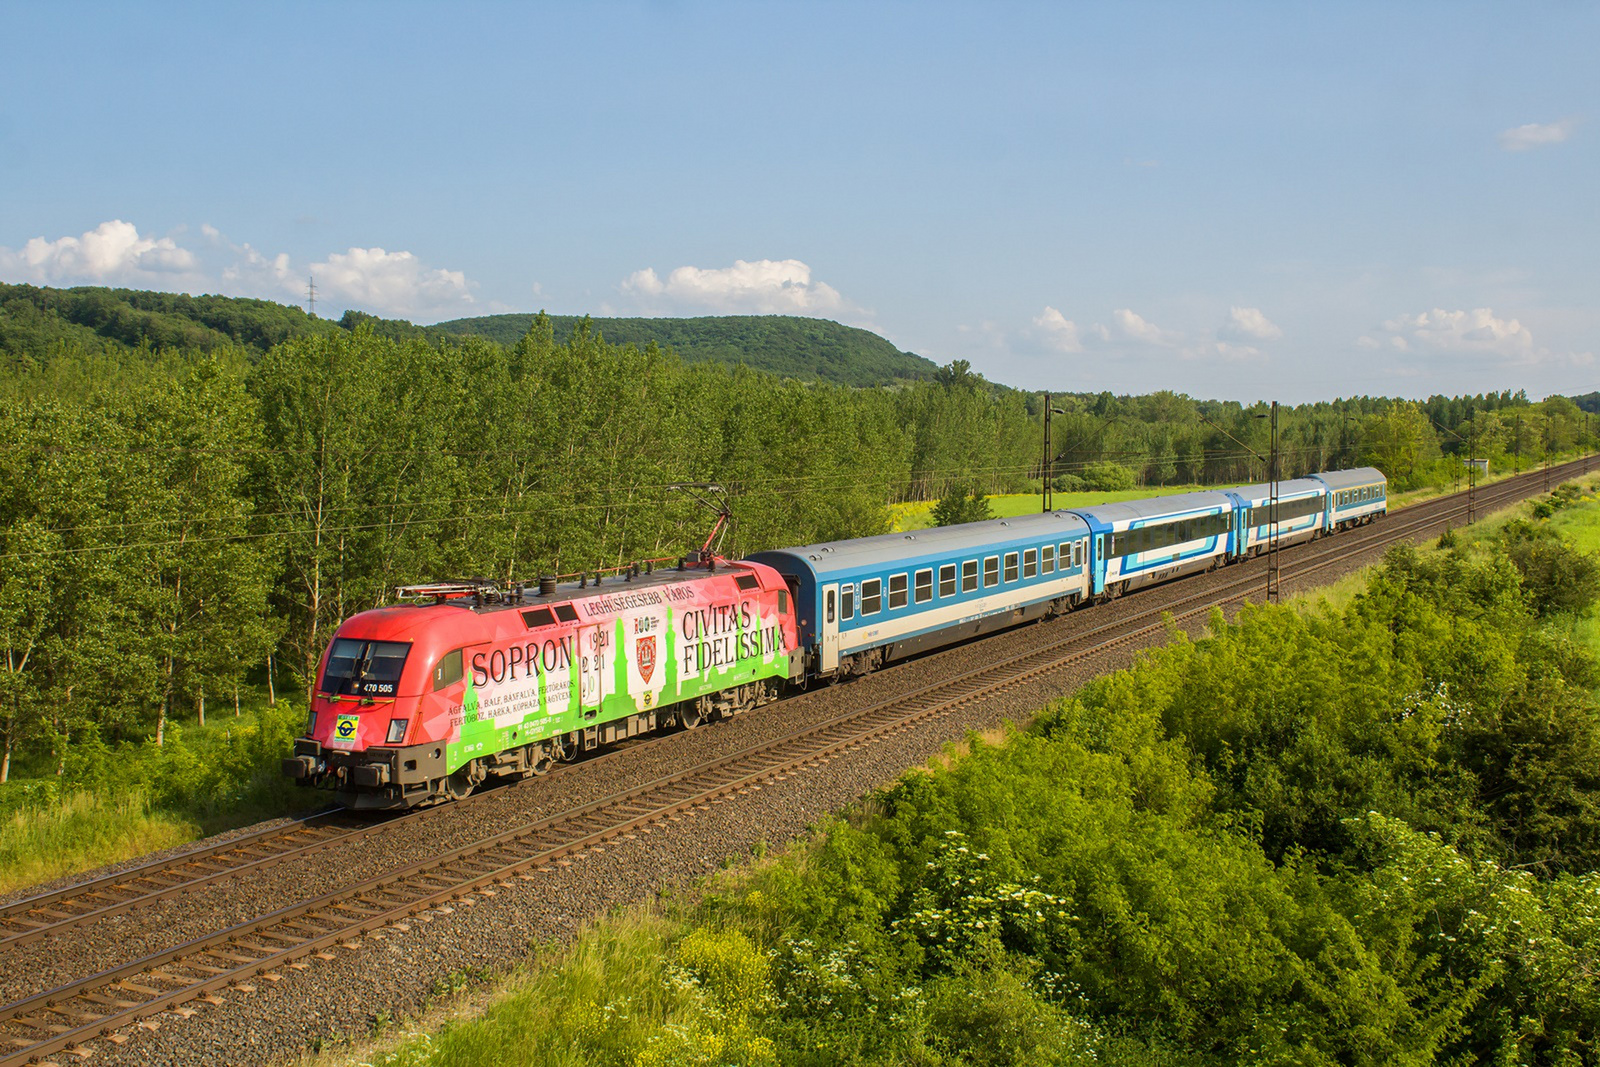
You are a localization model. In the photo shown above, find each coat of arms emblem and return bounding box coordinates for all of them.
[637,635,657,683]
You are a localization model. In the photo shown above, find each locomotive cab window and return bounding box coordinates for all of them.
[888,573,908,610]
[1042,545,1055,574]
[940,563,958,597]
[914,569,933,604]
[962,560,979,593]
[1004,552,1019,582]
[433,649,463,691]
[1023,548,1037,578]
[322,639,411,698]
[983,556,1000,588]
[861,578,882,615]
[778,591,790,615]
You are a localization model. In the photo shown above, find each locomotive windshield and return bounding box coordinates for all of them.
[321,639,412,698]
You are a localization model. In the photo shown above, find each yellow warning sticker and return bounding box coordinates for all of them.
[329,713,361,748]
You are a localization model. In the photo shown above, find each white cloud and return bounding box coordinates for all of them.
[1381,307,1533,357]
[0,219,197,285]
[1032,306,1083,352]
[0,219,480,320]
[1220,306,1282,342]
[1114,308,1181,346]
[1498,119,1576,151]
[307,247,474,318]
[1356,335,1381,349]
[622,258,849,316]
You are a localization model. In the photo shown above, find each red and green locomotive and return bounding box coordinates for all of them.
[282,556,798,808]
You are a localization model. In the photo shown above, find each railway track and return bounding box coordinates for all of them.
[0,459,1586,1066]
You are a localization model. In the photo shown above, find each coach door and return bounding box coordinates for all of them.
[820,584,841,673]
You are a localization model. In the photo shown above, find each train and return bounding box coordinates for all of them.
[281,467,1386,808]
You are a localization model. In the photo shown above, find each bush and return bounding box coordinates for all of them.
[1079,461,1135,492]
[932,485,994,527]
[1050,472,1086,493]
[1499,519,1600,617]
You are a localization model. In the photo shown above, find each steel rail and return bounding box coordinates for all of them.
[0,458,1583,1065]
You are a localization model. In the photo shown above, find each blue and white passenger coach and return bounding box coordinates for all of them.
[1226,478,1329,557]
[750,512,1092,680]
[1310,467,1387,531]
[1067,491,1236,600]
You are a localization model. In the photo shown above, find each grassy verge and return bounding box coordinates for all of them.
[0,700,318,895]
[310,475,1600,1067]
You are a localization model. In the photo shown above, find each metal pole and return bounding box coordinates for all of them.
[1515,413,1522,473]
[1043,394,1053,513]
[1468,417,1476,524]
[1544,422,1551,490]
[1267,400,1280,605]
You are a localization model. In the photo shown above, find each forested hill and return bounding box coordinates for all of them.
[0,284,936,387]
[431,313,938,386]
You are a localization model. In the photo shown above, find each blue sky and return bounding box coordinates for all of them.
[2,2,1594,402]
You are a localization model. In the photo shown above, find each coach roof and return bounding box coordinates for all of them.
[1228,477,1327,502]
[753,510,1092,579]
[1308,467,1387,490]
[1067,490,1237,527]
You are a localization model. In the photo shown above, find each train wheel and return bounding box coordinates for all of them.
[529,742,554,776]
[444,766,476,801]
[679,705,704,729]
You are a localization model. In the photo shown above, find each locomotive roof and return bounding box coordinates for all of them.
[1308,467,1386,490]
[403,558,767,615]
[753,510,1092,577]
[1067,489,1237,525]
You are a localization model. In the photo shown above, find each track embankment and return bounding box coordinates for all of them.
[1,460,1587,1067]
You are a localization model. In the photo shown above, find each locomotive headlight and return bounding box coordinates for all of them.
[305,711,317,737]
[386,718,409,745]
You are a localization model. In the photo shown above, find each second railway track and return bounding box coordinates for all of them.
[0,459,1587,1067]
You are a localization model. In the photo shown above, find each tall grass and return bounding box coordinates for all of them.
[0,790,196,896]
[0,700,317,895]
[341,906,778,1067]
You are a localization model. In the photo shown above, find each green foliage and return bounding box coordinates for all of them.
[435,312,938,387]
[338,538,1600,1067]
[1078,460,1136,492]
[930,485,994,526]
[1499,518,1600,617]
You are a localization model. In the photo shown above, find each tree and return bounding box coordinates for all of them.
[931,486,994,527]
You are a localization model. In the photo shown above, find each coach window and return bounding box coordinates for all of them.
[915,569,933,604]
[861,579,882,615]
[941,563,958,597]
[1023,548,1037,578]
[826,589,836,624]
[1042,545,1055,573]
[888,573,908,610]
[962,560,979,593]
[1004,552,1019,582]
[841,584,855,620]
[983,556,1000,587]
[1073,540,1084,567]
